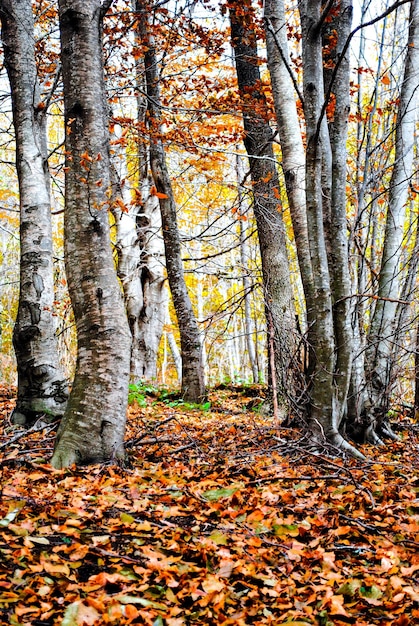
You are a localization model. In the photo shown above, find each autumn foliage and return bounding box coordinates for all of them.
[0,385,418,625]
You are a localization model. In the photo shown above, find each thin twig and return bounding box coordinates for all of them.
[0,418,59,451]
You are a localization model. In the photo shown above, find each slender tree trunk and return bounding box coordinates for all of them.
[136,0,206,402]
[0,0,68,426]
[126,39,168,382]
[134,196,168,380]
[236,154,259,383]
[51,0,131,468]
[365,0,419,441]
[229,0,297,419]
[323,0,354,427]
[415,321,419,422]
[348,4,387,430]
[264,0,315,385]
[111,161,167,382]
[298,0,362,457]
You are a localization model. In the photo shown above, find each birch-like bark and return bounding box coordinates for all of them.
[0,0,68,425]
[51,0,131,468]
[264,0,315,363]
[130,42,168,381]
[323,0,354,426]
[366,0,419,438]
[229,1,297,419]
[136,0,206,402]
[415,321,419,422]
[298,0,362,457]
[236,154,260,383]
[111,162,167,382]
[299,0,334,433]
[348,6,387,430]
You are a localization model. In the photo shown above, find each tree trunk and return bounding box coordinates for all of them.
[415,320,419,423]
[298,0,362,457]
[323,0,354,427]
[111,160,168,382]
[236,154,260,384]
[51,0,131,468]
[110,37,168,383]
[229,0,297,419]
[135,0,206,403]
[365,0,419,441]
[0,0,68,426]
[264,0,315,386]
[348,3,388,432]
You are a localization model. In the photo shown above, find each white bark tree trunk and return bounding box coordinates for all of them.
[111,162,168,382]
[264,0,315,340]
[0,0,68,425]
[323,0,354,426]
[365,0,419,438]
[297,0,361,456]
[51,0,131,468]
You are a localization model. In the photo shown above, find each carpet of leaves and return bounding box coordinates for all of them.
[0,383,418,626]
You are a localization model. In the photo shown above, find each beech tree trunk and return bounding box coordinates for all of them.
[0,0,68,425]
[136,0,206,402]
[110,33,168,383]
[365,0,419,441]
[51,0,131,468]
[298,0,361,457]
[323,0,354,428]
[264,0,315,386]
[236,154,260,384]
[415,321,419,422]
[347,4,386,434]
[111,160,167,382]
[229,1,297,419]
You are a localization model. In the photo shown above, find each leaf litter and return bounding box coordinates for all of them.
[0,383,418,625]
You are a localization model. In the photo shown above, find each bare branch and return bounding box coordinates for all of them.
[316,0,412,142]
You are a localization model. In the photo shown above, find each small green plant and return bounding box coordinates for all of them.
[163,397,211,411]
[128,383,147,407]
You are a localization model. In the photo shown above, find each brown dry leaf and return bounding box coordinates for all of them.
[0,386,418,624]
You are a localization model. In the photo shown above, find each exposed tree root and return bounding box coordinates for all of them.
[327,432,366,460]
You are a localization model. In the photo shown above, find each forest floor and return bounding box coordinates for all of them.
[0,383,418,626]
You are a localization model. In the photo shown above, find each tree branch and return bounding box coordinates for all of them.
[316,0,412,143]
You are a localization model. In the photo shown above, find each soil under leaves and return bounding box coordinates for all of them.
[0,384,418,626]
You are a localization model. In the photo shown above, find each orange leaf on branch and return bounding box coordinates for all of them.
[150,185,169,199]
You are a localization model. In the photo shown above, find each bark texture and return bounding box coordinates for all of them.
[298,0,361,457]
[136,0,206,402]
[365,0,419,440]
[323,0,354,427]
[264,0,315,362]
[0,0,68,425]
[111,163,167,382]
[111,35,168,383]
[229,0,297,419]
[51,0,131,468]
[236,154,260,384]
